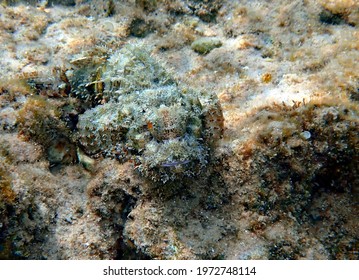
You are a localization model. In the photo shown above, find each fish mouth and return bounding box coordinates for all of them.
[161,160,191,168]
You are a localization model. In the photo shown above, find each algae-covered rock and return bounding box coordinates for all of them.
[186,0,222,22]
[191,37,222,55]
[16,97,77,165]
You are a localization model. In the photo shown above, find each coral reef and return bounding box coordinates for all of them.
[223,98,358,259]
[0,0,358,260]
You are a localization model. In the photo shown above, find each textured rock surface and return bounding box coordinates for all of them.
[0,0,358,259]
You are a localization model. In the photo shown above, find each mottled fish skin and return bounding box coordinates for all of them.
[75,44,223,183]
[161,160,191,167]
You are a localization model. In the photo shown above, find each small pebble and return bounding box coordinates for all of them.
[300,131,311,140]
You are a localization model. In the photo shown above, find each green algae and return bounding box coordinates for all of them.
[191,37,222,55]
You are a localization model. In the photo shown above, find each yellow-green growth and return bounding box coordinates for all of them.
[17,97,76,165]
